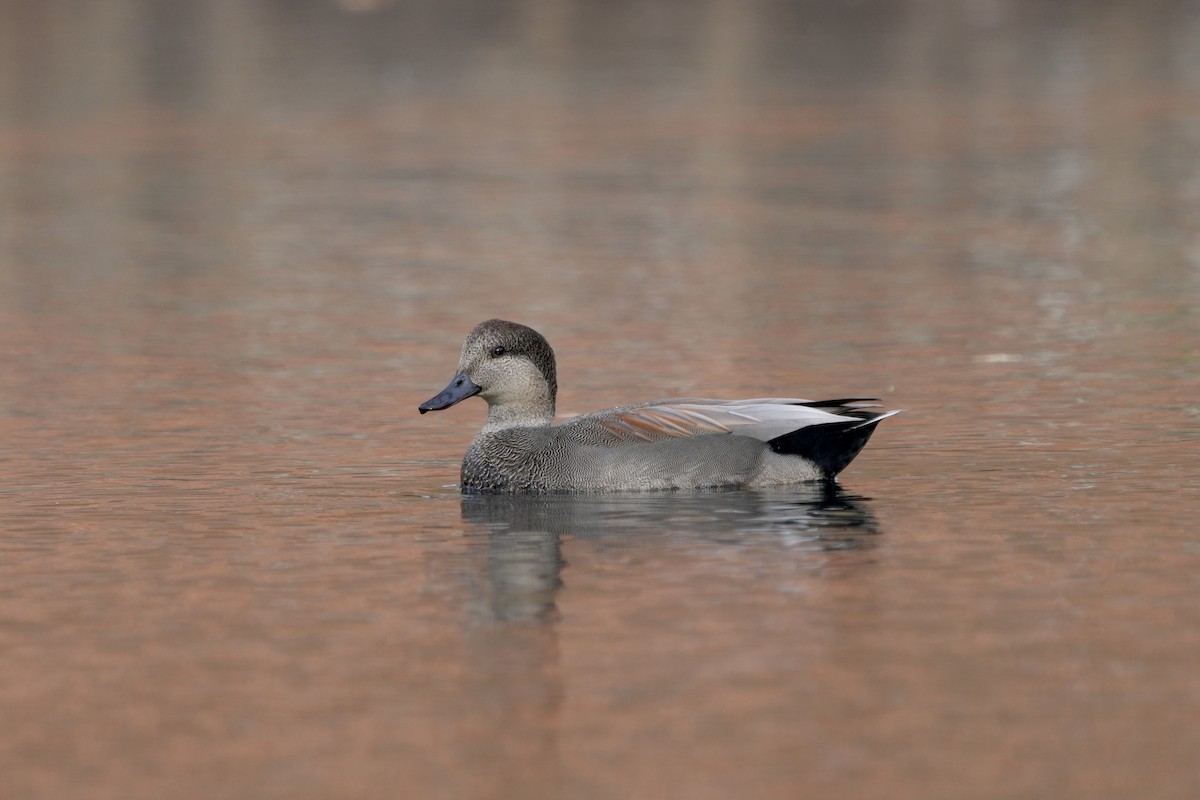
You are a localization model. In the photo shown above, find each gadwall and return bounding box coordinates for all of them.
[419,319,898,493]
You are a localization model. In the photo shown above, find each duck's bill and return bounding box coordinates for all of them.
[419,373,481,413]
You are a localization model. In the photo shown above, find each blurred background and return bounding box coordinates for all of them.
[1,1,1198,799]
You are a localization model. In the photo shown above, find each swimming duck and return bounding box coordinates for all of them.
[419,319,897,493]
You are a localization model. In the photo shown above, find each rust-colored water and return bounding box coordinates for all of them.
[2,1,1199,798]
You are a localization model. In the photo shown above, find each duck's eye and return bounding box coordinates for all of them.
[490,345,507,358]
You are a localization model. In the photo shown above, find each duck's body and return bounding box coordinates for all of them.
[419,320,897,493]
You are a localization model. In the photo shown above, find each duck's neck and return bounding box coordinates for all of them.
[481,396,555,433]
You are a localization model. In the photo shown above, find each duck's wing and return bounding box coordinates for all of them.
[569,399,894,444]
[731,397,884,415]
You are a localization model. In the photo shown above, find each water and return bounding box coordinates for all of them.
[2,1,1199,798]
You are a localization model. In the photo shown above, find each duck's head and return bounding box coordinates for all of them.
[419,319,558,426]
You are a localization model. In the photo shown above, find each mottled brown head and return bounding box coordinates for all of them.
[419,319,558,427]
[460,319,557,399]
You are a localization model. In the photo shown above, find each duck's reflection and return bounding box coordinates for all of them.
[450,485,881,794]
[461,483,880,622]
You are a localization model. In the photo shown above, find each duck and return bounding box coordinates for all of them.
[418,319,898,493]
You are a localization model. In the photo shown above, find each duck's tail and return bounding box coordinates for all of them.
[768,405,901,478]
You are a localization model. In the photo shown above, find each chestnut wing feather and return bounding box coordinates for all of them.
[584,402,854,444]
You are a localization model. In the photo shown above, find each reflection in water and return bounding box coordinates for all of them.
[445,486,881,799]
[461,484,879,621]
[481,528,565,623]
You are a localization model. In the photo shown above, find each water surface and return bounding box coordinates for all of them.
[2,1,1199,798]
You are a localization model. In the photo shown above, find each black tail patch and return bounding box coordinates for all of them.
[768,416,885,478]
[796,397,880,408]
[796,398,882,417]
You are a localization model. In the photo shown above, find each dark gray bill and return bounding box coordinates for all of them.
[418,373,481,413]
